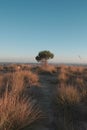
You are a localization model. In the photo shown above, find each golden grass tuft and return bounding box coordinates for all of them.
[0,69,43,130]
[55,84,81,130]
[58,66,69,83]
[0,90,43,130]
[57,85,80,105]
[58,72,68,83]
[0,71,39,95]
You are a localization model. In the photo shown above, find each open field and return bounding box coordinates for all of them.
[0,64,87,130]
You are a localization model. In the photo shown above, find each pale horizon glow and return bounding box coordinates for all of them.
[0,56,87,64]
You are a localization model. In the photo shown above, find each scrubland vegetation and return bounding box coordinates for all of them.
[0,64,87,130]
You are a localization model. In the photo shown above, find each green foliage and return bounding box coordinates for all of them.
[35,50,54,64]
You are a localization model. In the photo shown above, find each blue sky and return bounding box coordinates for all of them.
[0,0,87,63]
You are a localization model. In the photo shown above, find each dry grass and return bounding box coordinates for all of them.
[12,71,39,92]
[0,71,39,96]
[38,65,57,74]
[58,71,68,83]
[0,64,87,130]
[21,64,32,71]
[2,64,32,72]
[56,65,86,87]
[0,69,42,130]
[51,65,87,130]
[54,85,81,130]
[0,73,13,95]
[57,85,80,105]
[0,90,43,130]
[60,65,69,72]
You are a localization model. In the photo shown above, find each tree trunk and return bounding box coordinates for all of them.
[41,59,48,67]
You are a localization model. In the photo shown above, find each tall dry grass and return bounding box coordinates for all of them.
[57,65,86,87]
[58,71,68,83]
[11,71,39,93]
[0,71,39,96]
[0,70,43,130]
[57,85,80,105]
[54,84,81,130]
[0,90,43,130]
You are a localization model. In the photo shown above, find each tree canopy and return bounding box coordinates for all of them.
[35,50,54,65]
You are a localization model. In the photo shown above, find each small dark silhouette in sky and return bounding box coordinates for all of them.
[78,55,82,60]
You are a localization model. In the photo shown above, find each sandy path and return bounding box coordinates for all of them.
[35,74,57,130]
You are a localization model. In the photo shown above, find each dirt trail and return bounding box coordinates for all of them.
[35,73,57,130]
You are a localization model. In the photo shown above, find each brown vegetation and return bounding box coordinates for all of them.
[0,90,42,130]
[0,64,87,130]
[0,67,43,130]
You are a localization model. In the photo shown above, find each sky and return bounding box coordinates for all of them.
[0,0,87,63]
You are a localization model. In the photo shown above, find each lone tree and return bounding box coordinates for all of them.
[35,50,54,65]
